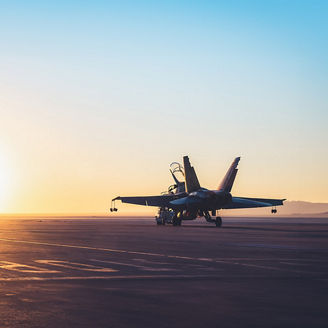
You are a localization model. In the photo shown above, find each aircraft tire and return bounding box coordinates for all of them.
[215,217,222,227]
[173,218,181,226]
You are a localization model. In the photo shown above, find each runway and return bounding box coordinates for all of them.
[0,217,327,327]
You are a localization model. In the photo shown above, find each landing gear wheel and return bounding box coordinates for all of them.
[172,217,182,226]
[215,217,222,227]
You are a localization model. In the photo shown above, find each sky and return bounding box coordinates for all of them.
[0,0,327,214]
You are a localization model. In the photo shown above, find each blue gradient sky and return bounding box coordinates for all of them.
[0,1,327,212]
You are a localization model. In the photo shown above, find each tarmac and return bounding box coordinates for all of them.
[0,216,327,328]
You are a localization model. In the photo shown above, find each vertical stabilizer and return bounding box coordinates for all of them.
[183,156,201,193]
[217,157,241,192]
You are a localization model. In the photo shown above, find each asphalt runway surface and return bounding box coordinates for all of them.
[0,217,327,328]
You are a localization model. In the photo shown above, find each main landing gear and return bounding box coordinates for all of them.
[172,213,182,226]
[215,217,222,227]
[172,217,182,226]
[204,211,222,228]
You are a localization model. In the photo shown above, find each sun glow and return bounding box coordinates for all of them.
[0,154,10,211]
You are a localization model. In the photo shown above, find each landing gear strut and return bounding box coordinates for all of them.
[172,217,182,226]
[172,212,182,226]
[215,217,222,227]
[204,211,222,227]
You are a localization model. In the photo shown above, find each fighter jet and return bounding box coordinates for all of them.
[111,156,285,227]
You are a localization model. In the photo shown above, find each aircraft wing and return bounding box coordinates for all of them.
[223,197,285,209]
[113,194,184,207]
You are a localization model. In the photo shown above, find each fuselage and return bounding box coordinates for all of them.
[169,188,232,220]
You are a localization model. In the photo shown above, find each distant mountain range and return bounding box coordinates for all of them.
[221,201,328,217]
